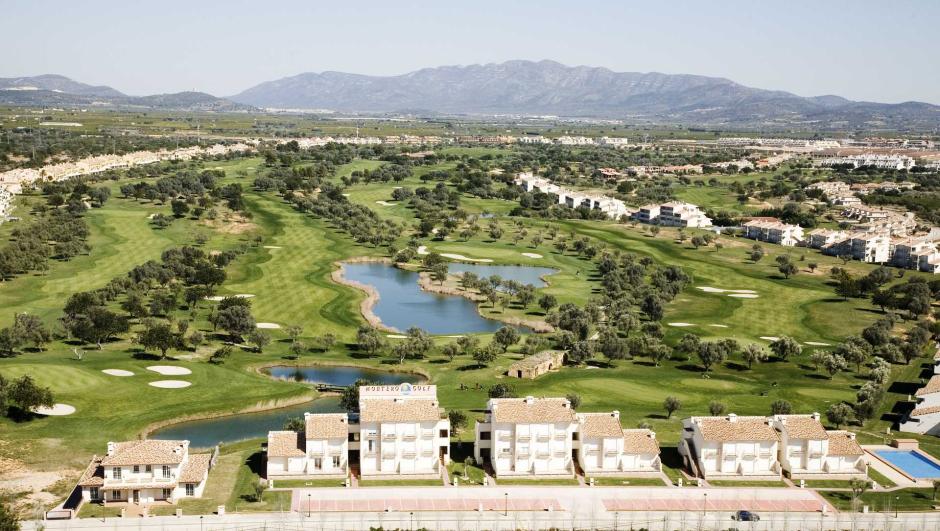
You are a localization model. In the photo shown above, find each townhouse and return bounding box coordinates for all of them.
[900,375,940,435]
[771,414,866,478]
[474,396,578,477]
[79,440,212,506]
[742,218,804,246]
[816,154,916,170]
[679,414,781,478]
[656,202,713,228]
[576,412,661,475]
[266,413,350,479]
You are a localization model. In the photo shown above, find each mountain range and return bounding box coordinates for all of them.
[3,62,940,130]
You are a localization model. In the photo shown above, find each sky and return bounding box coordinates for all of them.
[2,0,938,104]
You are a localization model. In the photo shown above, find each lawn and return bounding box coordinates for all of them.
[495,478,581,486]
[272,478,348,488]
[821,488,940,513]
[590,476,667,486]
[707,480,787,487]
[359,479,444,487]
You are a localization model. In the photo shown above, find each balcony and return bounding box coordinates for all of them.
[382,434,397,441]
[498,434,511,442]
[536,435,550,442]
[104,476,175,487]
[402,434,417,442]
[554,434,567,441]
[517,435,531,442]
[517,452,530,459]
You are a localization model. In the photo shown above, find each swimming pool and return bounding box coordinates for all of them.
[874,450,940,479]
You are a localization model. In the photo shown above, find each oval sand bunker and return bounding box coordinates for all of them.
[102,369,134,377]
[147,365,192,376]
[149,380,192,389]
[34,403,76,416]
[256,322,281,329]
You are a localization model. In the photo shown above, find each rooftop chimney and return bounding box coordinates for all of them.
[727,413,737,423]
[612,410,620,419]
[811,412,821,422]
[525,396,535,405]
[107,442,116,456]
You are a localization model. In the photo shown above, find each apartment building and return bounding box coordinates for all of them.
[657,202,713,228]
[817,154,916,170]
[806,181,851,197]
[891,232,940,270]
[474,396,578,478]
[265,413,350,479]
[597,137,630,148]
[356,385,450,479]
[849,232,892,263]
[632,204,661,224]
[900,376,940,435]
[807,228,847,250]
[679,414,780,478]
[742,218,804,246]
[772,414,866,478]
[575,412,661,475]
[514,172,631,219]
[79,440,212,505]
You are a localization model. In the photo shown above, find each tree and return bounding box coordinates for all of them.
[70,307,129,349]
[248,329,271,353]
[663,396,681,418]
[933,479,940,501]
[442,342,460,362]
[778,261,798,279]
[597,327,628,365]
[473,343,499,367]
[493,326,520,352]
[0,496,19,531]
[769,336,802,361]
[137,321,177,359]
[430,262,449,285]
[356,326,385,356]
[209,346,232,364]
[821,353,847,379]
[770,399,792,415]
[849,478,871,506]
[709,401,727,416]
[538,294,557,314]
[826,403,855,429]
[835,338,871,373]
[690,235,706,249]
[7,375,54,415]
[286,325,303,342]
[696,341,727,373]
[456,335,479,357]
[216,305,255,341]
[566,393,582,410]
[12,314,50,351]
[448,410,468,435]
[517,285,536,309]
[283,417,305,433]
[741,344,769,369]
[566,340,594,365]
[488,383,515,398]
[675,333,701,361]
[0,328,22,357]
[171,199,190,218]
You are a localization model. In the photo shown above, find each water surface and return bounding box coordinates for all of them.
[266,365,416,386]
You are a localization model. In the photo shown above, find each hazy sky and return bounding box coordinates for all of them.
[2,0,938,103]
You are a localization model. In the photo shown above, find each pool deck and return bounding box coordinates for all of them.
[864,445,932,487]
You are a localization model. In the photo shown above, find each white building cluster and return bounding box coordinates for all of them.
[631,202,713,228]
[514,172,631,219]
[679,413,866,480]
[901,373,940,436]
[742,218,805,247]
[816,154,916,171]
[716,137,841,151]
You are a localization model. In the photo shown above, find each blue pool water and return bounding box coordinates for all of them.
[874,450,940,479]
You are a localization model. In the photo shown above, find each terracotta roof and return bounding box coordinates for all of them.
[267,431,305,458]
[490,397,576,424]
[179,453,212,483]
[100,440,187,466]
[694,416,778,442]
[778,415,828,440]
[910,405,940,417]
[78,456,104,487]
[915,375,940,396]
[622,429,660,454]
[578,413,623,438]
[826,431,863,456]
[305,413,349,440]
[359,398,443,423]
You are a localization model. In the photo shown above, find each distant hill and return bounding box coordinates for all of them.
[0,75,255,112]
[230,60,940,130]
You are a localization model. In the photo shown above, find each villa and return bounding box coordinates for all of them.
[576,412,661,475]
[631,202,712,228]
[265,413,350,479]
[742,218,805,246]
[679,414,781,479]
[78,440,213,506]
[900,375,940,435]
[772,414,866,478]
[474,396,578,477]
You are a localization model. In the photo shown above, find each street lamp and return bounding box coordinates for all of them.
[702,492,707,517]
[504,492,509,516]
[199,515,203,531]
[895,495,900,518]
[307,493,311,518]
[410,511,415,531]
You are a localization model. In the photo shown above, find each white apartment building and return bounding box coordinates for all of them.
[475,396,578,478]
[743,219,805,246]
[575,412,660,475]
[900,376,940,435]
[555,136,595,146]
[849,232,892,263]
[632,204,661,224]
[807,228,847,250]
[514,172,630,220]
[817,154,916,171]
[597,136,630,148]
[356,385,450,479]
[772,414,866,478]
[517,135,553,144]
[891,232,940,270]
[265,413,350,479]
[679,414,780,479]
[807,181,851,197]
[657,202,713,228]
[79,440,212,506]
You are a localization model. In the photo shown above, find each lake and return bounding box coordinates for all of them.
[266,365,416,386]
[341,262,555,335]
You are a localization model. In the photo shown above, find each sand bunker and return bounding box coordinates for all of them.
[146,213,156,220]
[263,245,282,249]
[805,341,831,346]
[760,336,781,342]
[375,200,395,206]
[386,334,407,339]
[204,295,225,301]
[522,252,543,258]
[441,253,493,263]
[234,294,255,298]
[697,286,757,294]
[147,366,192,376]
[149,380,192,389]
[417,246,429,255]
[33,404,75,416]
[342,193,350,197]
[668,322,695,327]
[708,324,729,328]
[727,293,759,298]
[102,369,134,377]
[256,322,281,329]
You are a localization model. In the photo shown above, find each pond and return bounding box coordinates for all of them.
[341,262,555,334]
[150,366,422,448]
[266,365,416,386]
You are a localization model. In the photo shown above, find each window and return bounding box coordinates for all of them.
[367,440,375,453]
[185,484,195,497]
[314,458,322,470]
[133,465,140,473]
[479,431,491,441]
[348,433,357,442]
[111,490,121,501]
[439,429,448,438]
[89,487,99,501]
[112,467,122,479]
[572,432,579,441]
[332,456,341,468]
[162,465,171,479]
[145,465,152,473]
[161,488,172,500]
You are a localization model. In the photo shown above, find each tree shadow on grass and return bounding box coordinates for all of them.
[803,373,829,380]
[726,362,750,372]
[675,364,704,373]
[456,364,485,371]
[646,413,669,420]
[428,359,449,364]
